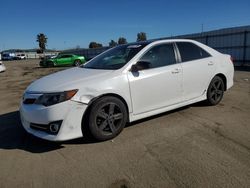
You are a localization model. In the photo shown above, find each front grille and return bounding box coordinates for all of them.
[23,98,36,104]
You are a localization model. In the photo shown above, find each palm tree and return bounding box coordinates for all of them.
[36,33,48,53]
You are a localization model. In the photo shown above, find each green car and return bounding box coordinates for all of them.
[40,54,86,67]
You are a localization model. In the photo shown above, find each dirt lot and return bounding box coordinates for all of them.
[0,59,250,188]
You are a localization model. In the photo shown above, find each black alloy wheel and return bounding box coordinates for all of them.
[207,76,225,105]
[88,96,128,141]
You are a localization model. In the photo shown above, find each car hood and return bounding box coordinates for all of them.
[26,67,113,93]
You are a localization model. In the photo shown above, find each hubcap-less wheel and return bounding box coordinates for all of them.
[207,76,224,105]
[88,97,127,141]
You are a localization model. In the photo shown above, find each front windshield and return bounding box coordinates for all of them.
[83,43,149,70]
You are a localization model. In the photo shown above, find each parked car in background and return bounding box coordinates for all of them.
[1,53,15,61]
[0,54,6,72]
[40,54,85,67]
[15,53,27,60]
[0,61,6,72]
[20,39,234,141]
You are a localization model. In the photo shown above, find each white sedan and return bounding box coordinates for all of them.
[20,39,234,141]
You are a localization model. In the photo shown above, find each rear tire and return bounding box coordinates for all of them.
[87,96,128,141]
[206,76,225,105]
[74,59,81,66]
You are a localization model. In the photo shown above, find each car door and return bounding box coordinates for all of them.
[57,55,72,65]
[176,42,216,101]
[127,43,183,115]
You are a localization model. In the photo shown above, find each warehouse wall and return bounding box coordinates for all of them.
[63,25,250,66]
[165,25,250,66]
[25,52,59,59]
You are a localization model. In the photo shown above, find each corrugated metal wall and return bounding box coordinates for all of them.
[63,25,250,66]
[165,26,250,66]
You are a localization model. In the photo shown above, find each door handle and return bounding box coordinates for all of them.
[171,68,181,74]
[208,61,214,66]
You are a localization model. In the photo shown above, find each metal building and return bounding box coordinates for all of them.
[161,25,250,66]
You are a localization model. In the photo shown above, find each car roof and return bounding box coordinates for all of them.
[127,41,152,46]
[60,54,75,55]
[125,39,202,47]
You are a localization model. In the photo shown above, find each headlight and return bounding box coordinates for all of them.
[35,89,78,106]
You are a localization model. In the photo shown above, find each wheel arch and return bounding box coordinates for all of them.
[74,59,81,62]
[214,73,227,91]
[81,93,130,135]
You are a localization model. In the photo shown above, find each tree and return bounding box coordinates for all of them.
[137,32,147,42]
[109,40,117,47]
[118,37,127,45]
[36,33,48,53]
[89,42,103,48]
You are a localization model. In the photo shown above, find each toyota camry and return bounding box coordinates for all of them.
[20,39,234,141]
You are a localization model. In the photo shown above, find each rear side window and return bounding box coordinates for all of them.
[176,42,211,62]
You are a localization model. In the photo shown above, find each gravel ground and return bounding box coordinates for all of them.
[0,60,249,188]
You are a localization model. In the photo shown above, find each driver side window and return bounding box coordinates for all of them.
[139,43,176,69]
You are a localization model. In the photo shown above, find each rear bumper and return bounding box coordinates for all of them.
[20,100,87,141]
[226,64,234,90]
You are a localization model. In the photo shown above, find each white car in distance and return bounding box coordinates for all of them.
[0,54,6,72]
[16,53,27,60]
[20,39,234,141]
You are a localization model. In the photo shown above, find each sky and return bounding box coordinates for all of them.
[0,0,249,50]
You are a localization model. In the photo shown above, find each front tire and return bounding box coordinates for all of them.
[88,96,128,141]
[206,76,225,105]
[47,61,54,67]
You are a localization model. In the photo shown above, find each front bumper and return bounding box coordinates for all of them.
[20,100,87,141]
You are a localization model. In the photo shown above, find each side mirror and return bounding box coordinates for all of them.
[130,61,151,72]
[131,64,138,72]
